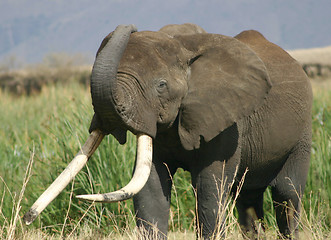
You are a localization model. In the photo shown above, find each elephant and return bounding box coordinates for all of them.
[24,23,312,239]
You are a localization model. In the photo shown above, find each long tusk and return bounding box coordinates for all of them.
[23,129,104,225]
[76,133,153,202]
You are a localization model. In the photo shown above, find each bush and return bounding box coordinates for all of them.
[0,53,91,96]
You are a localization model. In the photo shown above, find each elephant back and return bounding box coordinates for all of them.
[235,30,313,187]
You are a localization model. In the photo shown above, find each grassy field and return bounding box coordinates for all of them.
[0,75,330,239]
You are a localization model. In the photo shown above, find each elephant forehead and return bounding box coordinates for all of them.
[119,38,183,79]
[118,47,170,80]
[123,32,184,61]
[121,43,161,66]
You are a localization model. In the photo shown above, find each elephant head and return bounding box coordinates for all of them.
[23,24,271,224]
[89,24,271,150]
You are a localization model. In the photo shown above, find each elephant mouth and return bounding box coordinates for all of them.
[23,130,153,225]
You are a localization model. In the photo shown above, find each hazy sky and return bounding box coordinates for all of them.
[0,0,330,63]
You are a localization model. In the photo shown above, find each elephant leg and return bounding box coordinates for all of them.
[133,158,174,239]
[271,138,311,239]
[190,123,241,239]
[192,160,238,239]
[235,188,266,239]
[271,185,301,240]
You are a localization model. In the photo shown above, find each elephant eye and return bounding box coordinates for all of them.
[157,79,167,92]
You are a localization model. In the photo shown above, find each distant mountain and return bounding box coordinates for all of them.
[1,0,330,64]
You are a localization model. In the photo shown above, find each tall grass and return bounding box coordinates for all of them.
[0,79,330,239]
[0,82,137,235]
[303,80,331,234]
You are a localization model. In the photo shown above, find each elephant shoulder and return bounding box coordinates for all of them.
[235,30,300,68]
[159,23,206,37]
[234,30,267,44]
[234,30,278,54]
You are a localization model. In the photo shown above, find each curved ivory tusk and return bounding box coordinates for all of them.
[76,133,153,203]
[23,129,104,225]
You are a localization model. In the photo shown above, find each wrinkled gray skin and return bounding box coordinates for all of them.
[89,23,312,239]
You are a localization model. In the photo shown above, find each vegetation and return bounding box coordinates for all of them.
[0,67,330,239]
[0,53,91,96]
[288,46,331,79]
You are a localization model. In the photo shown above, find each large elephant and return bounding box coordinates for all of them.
[24,23,312,239]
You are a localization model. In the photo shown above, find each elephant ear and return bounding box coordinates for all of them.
[177,34,272,150]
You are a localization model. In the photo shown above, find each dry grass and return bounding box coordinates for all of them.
[288,46,331,65]
[311,77,331,89]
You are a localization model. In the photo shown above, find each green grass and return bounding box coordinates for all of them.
[0,79,330,239]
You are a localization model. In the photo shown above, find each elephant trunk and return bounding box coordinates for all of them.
[90,24,137,132]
